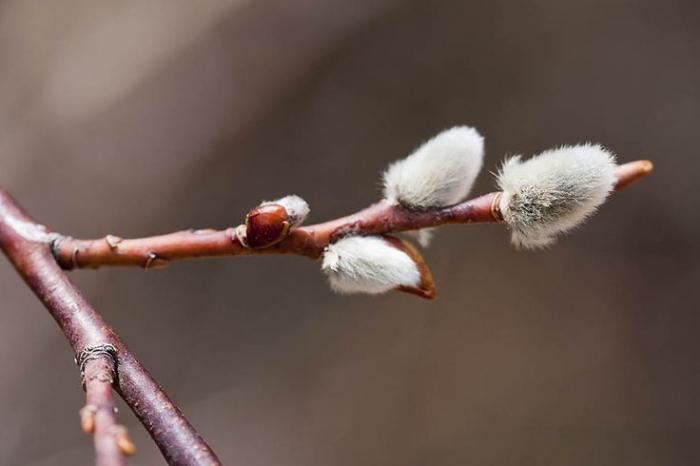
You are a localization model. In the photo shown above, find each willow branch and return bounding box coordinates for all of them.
[54,160,653,270]
[81,355,131,466]
[0,189,221,466]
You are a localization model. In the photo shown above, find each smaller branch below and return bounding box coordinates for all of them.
[0,188,222,466]
[82,356,133,466]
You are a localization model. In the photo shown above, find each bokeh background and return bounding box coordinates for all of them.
[0,1,698,465]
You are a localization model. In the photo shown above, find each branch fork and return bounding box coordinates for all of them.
[0,190,221,466]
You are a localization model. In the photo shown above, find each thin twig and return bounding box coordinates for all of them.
[81,355,131,466]
[53,160,653,270]
[0,190,221,466]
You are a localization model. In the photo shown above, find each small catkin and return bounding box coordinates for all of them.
[321,236,421,295]
[383,126,484,209]
[383,126,484,246]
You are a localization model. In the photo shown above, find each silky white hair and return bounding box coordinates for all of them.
[262,194,309,227]
[383,126,484,209]
[321,236,421,295]
[497,143,617,249]
[383,126,484,246]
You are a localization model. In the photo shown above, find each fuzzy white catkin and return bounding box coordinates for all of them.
[383,126,484,209]
[321,236,421,295]
[497,143,617,249]
[263,195,309,227]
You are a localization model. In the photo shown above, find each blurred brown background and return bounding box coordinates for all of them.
[0,1,698,465]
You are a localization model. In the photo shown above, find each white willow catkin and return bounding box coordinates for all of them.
[497,143,617,249]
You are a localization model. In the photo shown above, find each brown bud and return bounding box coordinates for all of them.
[104,235,123,249]
[144,252,169,269]
[244,204,290,249]
[79,405,97,433]
[383,236,437,299]
[112,425,136,456]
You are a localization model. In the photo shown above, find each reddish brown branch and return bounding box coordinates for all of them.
[53,160,653,270]
[612,159,653,192]
[0,189,221,466]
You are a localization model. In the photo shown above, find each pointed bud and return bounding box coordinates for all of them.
[241,195,310,249]
[496,143,617,249]
[321,235,436,299]
[383,126,484,209]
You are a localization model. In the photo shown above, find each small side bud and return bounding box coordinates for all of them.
[79,405,97,434]
[244,204,290,249]
[497,143,617,249]
[112,425,136,456]
[243,195,310,249]
[321,235,436,299]
[104,235,123,249]
[383,126,484,209]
